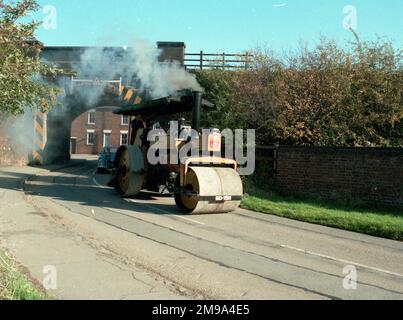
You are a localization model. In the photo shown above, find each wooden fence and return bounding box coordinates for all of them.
[185,51,253,70]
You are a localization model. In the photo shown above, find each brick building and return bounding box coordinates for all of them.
[70,107,130,155]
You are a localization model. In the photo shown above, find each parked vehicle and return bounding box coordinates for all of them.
[97,146,118,173]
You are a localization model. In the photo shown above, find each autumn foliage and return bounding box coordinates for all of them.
[197,37,403,147]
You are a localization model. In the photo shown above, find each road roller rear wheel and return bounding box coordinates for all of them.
[116,149,131,194]
[114,145,146,197]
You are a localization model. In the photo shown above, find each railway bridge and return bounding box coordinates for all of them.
[33,42,186,164]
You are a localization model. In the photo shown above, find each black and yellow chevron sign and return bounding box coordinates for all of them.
[32,111,47,164]
[119,86,143,106]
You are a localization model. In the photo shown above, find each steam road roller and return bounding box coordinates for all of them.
[108,90,243,214]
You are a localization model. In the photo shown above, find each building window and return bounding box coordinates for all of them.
[120,131,129,145]
[103,130,112,147]
[121,115,129,125]
[87,131,95,145]
[88,111,95,124]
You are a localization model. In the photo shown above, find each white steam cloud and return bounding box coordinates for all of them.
[3,109,36,159]
[77,38,203,99]
[129,39,203,98]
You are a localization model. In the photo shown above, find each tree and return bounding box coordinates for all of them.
[0,0,60,116]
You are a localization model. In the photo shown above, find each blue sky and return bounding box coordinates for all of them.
[34,0,403,53]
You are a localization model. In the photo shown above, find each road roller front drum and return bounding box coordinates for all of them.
[175,166,243,215]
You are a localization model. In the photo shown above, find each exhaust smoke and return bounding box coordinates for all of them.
[129,38,203,98]
[77,38,203,99]
[1,109,36,165]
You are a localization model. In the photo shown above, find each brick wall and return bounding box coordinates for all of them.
[70,107,130,155]
[274,146,403,206]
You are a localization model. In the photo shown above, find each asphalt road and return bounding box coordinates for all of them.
[2,157,403,300]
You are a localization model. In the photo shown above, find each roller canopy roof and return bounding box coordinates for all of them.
[114,91,215,118]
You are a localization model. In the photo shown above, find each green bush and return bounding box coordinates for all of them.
[197,37,403,147]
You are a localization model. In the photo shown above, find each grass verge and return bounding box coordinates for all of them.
[241,186,403,241]
[0,251,47,300]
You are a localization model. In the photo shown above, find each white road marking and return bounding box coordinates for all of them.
[92,177,102,187]
[92,174,205,226]
[136,202,206,226]
[172,215,205,226]
[281,244,403,278]
[124,199,205,226]
[92,175,110,189]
